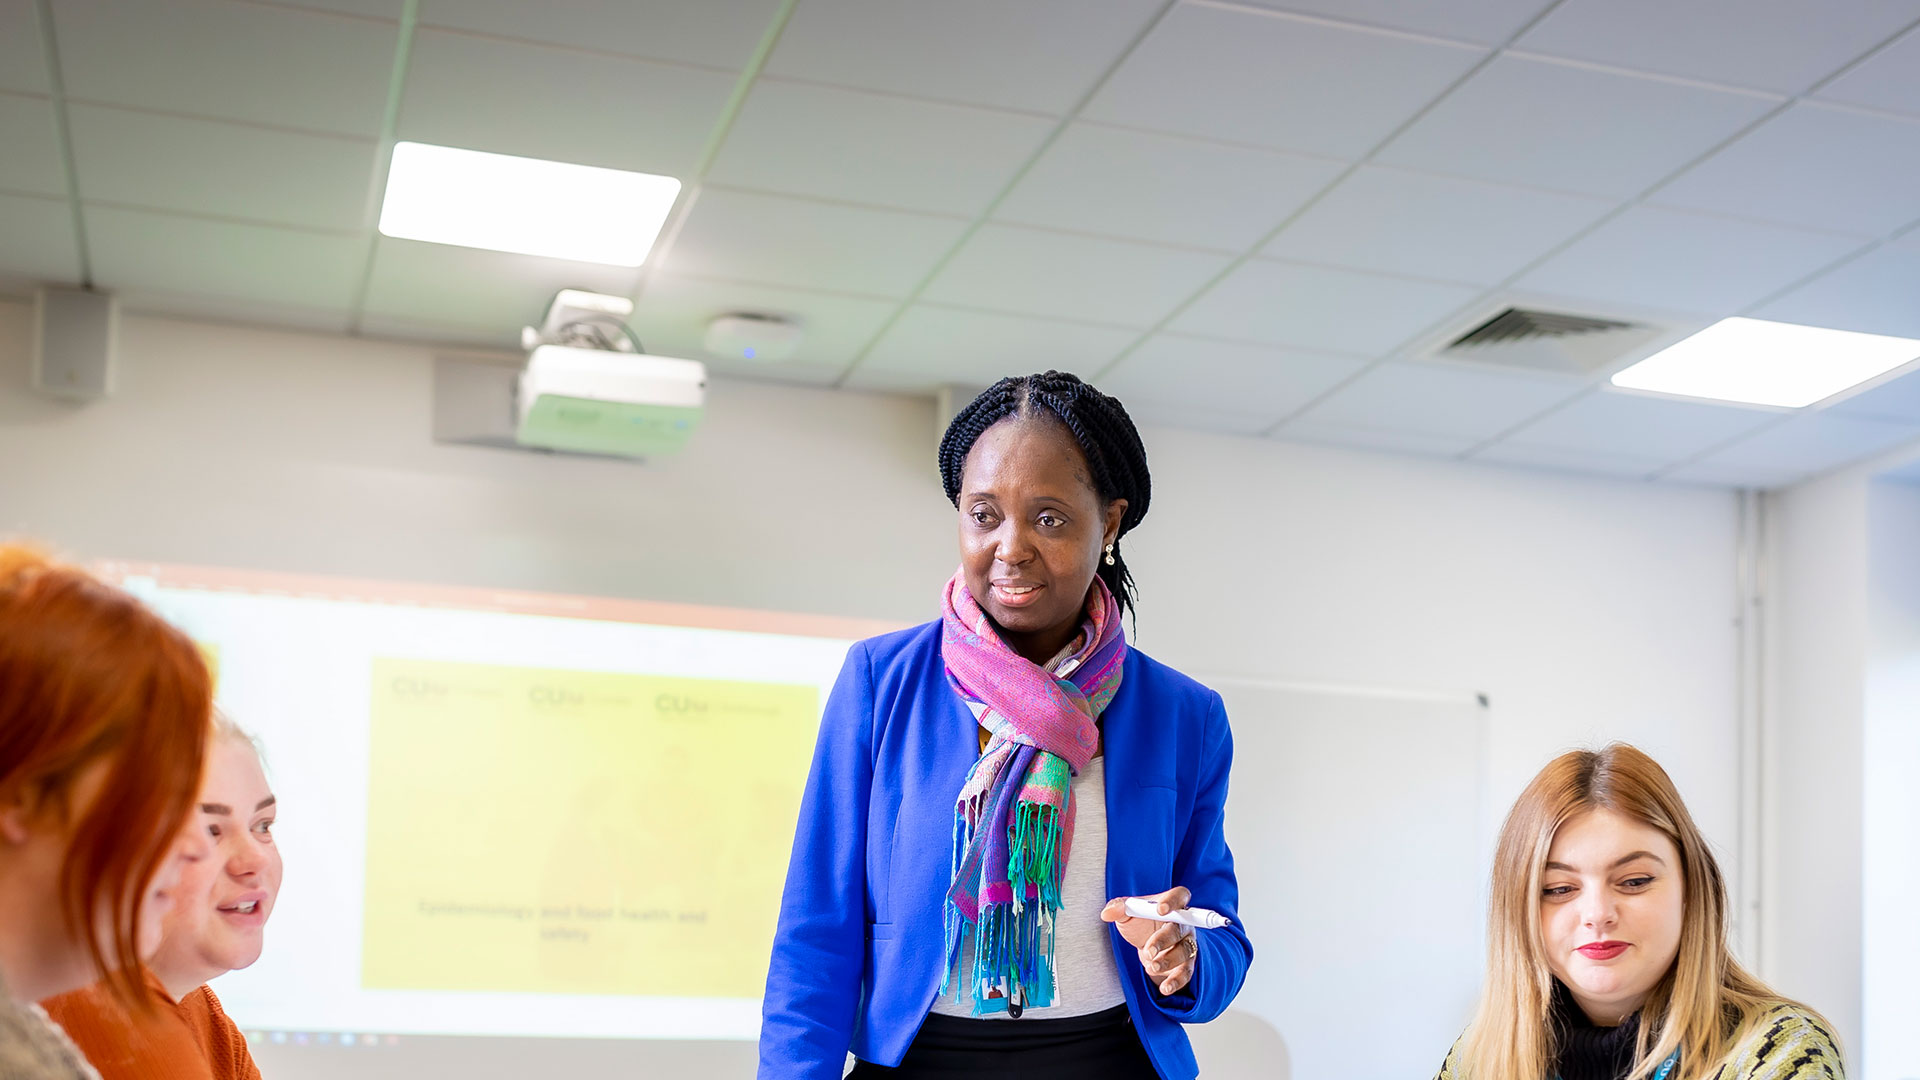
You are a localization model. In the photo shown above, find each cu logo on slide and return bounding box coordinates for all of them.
[655,693,707,715]
[529,685,585,707]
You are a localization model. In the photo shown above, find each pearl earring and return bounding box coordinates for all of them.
[1104,544,1116,566]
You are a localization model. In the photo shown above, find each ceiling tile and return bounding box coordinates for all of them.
[1274,419,1481,457]
[1120,402,1283,437]
[1501,387,1782,459]
[1228,0,1555,45]
[1752,244,1920,339]
[1469,441,1665,480]
[837,366,984,397]
[54,0,396,137]
[250,0,399,16]
[662,188,967,299]
[1515,206,1864,314]
[399,28,735,177]
[0,1,49,94]
[0,93,65,196]
[1815,25,1920,116]
[1660,460,1805,488]
[1375,55,1777,198]
[1287,360,1584,440]
[1828,364,1920,422]
[628,272,898,382]
[701,356,847,388]
[416,0,781,70]
[707,80,1052,216]
[1168,260,1480,355]
[86,206,364,310]
[994,123,1346,253]
[1649,104,1920,237]
[1265,166,1611,285]
[1690,411,1920,474]
[854,304,1136,390]
[1516,0,1920,95]
[0,193,81,282]
[68,105,375,231]
[361,236,637,339]
[1099,333,1366,420]
[763,0,1164,115]
[1082,4,1485,159]
[920,225,1230,328]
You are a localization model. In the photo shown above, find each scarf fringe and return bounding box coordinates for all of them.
[941,901,1060,1015]
[941,798,1067,1015]
[1008,802,1064,912]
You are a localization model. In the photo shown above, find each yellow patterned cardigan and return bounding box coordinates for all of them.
[1432,1004,1844,1080]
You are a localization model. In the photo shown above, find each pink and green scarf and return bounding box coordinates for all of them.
[939,570,1126,1016]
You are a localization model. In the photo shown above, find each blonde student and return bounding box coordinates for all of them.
[45,714,283,1080]
[1437,743,1840,1080]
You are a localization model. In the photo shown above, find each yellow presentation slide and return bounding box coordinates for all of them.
[361,658,819,997]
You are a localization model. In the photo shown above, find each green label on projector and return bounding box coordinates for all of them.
[517,395,701,459]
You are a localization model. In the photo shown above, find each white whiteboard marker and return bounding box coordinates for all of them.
[1122,898,1231,928]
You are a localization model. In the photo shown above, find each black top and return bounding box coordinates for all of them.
[1552,979,1643,1080]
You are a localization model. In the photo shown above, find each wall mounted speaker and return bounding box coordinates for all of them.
[31,286,117,400]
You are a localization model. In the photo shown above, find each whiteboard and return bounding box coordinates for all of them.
[1188,679,1489,1080]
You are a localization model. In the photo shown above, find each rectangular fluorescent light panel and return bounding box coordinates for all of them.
[1611,317,1920,408]
[378,142,680,267]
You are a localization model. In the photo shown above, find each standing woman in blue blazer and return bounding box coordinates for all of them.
[759,372,1252,1080]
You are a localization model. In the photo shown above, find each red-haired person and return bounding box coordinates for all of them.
[45,715,282,1080]
[0,547,212,1080]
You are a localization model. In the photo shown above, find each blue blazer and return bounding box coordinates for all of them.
[758,620,1252,1080]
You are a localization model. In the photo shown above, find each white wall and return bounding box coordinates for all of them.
[0,301,954,625]
[1863,480,1920,1080]
[1762,460,1920,1076]
[1764,471,1869,1056]
[1129,425,1741,859]
[0,302,1751,1066]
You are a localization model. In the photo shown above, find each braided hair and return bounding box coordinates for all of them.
[938,371,1151,619]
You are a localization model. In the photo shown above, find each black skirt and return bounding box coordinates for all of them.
[847,1005,1161,1080]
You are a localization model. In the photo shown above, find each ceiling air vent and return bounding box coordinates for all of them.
[1433,306,1666,377]
[1448,308,1632,348]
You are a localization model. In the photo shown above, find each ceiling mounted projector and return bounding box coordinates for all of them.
[705,312,802,362]
[516,290,707,459]
[517,347,706,458]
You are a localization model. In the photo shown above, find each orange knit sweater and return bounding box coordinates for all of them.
[40,969,259,1080]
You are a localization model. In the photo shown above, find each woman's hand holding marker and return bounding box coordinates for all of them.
[1101,886,1199,996]
[1120,897,1231,928]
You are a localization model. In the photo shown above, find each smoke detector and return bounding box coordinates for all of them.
[705,312,802,362]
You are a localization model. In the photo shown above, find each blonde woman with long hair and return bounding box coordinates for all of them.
[1436,743,1840,1080]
